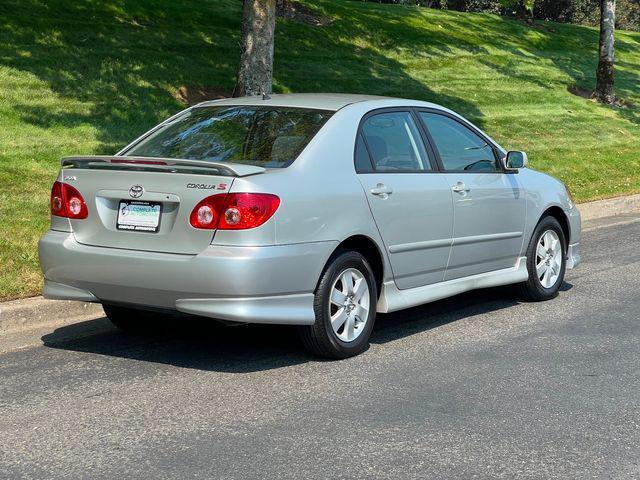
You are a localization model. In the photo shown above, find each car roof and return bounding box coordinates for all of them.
[195,93,444,112]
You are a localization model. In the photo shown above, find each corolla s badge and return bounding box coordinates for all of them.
[129,185,144,198]
[187,183,227,190]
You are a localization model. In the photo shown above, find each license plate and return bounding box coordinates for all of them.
[116,201,162,233]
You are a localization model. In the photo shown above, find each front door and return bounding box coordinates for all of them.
[356,110,454,290]
[417,111,526,280]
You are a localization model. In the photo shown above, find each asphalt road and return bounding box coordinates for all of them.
[1,215,639,479]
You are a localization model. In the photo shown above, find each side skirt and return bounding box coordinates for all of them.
[377,257,528,313]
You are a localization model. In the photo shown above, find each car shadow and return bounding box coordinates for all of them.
[42,282,573,373]
[373,286,517,344]
[372,279,572,342]
[41,317,311,374]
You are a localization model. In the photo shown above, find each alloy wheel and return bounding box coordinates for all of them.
[329,268,370,342]
[536,230,563,289]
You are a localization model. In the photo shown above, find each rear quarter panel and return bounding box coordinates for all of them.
[211,104,394,280]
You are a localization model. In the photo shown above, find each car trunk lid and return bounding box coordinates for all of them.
[60,156,265,255]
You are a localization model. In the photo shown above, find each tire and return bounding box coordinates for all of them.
[299,251,378,359]
[517,215,567,301]
[103,304,159,333]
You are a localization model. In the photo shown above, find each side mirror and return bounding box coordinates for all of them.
[505,151,528,170]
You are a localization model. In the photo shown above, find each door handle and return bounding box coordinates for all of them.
[370,183,393,197]
[452,182,470,193]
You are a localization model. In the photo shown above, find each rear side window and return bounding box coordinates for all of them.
[125,106,333,168]
[418,112,498,172]
[361,112,432,172]
[354,133,374,172]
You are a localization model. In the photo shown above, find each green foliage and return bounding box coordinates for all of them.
[535,0,640,30]
[446,0,502,13]
[356,0,640,30]
[0,0,639,299]
[499,0,535,14]
[614,0,640,31]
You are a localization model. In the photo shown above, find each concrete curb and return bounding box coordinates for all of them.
[0,193,638,338]
[578,193,640,221]
[0,297,103,336]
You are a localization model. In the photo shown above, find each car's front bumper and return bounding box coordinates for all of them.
[567,203,581,270]
[39,230,338,325]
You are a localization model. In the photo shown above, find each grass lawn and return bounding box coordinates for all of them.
[0,0,638,300]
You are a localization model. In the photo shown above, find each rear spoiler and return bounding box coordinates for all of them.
[61,156,267,177]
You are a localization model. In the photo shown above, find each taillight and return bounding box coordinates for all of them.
[189,193,280,230]
[219,193,280,230]
[50,181,88,219]
[189,194,227,230]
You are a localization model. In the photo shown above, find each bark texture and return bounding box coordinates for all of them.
[594,0,616,104]
[233,0,277,98]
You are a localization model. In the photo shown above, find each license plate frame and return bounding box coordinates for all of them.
[116,200,162,233]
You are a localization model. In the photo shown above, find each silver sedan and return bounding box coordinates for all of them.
[39,94,581,358]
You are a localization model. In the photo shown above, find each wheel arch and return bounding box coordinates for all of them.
[541,206,570,243]
[324,235,385,298]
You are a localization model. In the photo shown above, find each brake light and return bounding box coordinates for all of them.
[50,181,88,219]
[111,159,168,166]
[189,193,280,230]
[219,193,280,230]
[189,194,227,230]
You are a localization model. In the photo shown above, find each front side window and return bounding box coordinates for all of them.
[361,112,432,172]
[125,106,334,168]
[419,112,498,172]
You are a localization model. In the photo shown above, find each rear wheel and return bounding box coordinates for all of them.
[299,251,377,359]
[518,216,567,301]
[103,304,159,333]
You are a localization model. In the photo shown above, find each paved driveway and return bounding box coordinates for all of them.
[1,215,639,479]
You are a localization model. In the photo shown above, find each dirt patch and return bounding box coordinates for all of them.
[568,85,636,108]
[568,85,594,99]
[175,85,232,106]
[532,22,557,33]
[617,98,636,108]
[279,1,332,27]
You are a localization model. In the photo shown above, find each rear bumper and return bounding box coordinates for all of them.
[39,231,337,325]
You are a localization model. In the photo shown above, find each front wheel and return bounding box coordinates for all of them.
[517,216,567,301]
[299,251,377,359]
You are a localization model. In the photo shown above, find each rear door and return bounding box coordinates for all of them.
[356,110,454,290]
[417,110,526,280]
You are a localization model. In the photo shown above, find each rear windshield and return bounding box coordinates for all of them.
[124,106,334,168]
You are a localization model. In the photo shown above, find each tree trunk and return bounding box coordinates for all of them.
[233,0,277,98]
[594,0,616,104]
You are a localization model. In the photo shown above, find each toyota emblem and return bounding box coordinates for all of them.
[129,185,144,198]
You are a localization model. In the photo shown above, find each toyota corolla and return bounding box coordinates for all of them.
[39,94,581,358]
